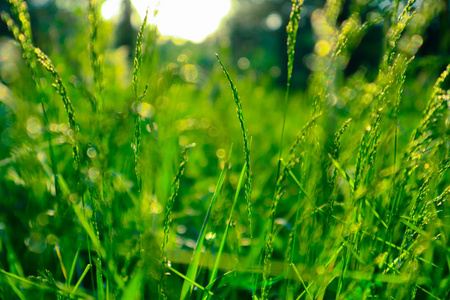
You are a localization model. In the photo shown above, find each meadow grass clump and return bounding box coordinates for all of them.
[0,0,449,299]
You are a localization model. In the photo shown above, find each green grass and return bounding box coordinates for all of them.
[0,0,449,299]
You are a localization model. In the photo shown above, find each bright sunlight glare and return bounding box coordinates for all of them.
[101,0,232,43]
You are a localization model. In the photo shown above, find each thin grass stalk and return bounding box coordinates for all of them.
[215,54,255,296]
[88,0,103,112]
[277,0,304,182]
[284,190,303,298]
[327,118,352,217]
[160,143,195,299]
[33,47,80,170]
[132,8,149,193]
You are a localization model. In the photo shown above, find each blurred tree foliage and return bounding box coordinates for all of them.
[1,0,449,89]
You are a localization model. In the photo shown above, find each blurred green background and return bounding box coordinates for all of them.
[1,0,450,299]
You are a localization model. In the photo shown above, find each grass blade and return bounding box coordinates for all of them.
[180,159,229,299]
[168,266,214,297]
[70,264,91,296]
[67,248,80,287]
[206,161,246,297]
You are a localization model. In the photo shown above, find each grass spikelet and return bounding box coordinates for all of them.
[383,0,418,67]
[216,53,255,294]
[327,117,352,214]
[324,0,344,25]
[34,47,80,170]
[88,0,103,112]
[278,0,304,186]
[160,143,195,299]
[132,8,149,192]
[286,0,303,88]
[6,0,32,41]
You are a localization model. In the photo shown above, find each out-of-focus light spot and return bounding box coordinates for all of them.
[27,117,42,139]
[130,0,231,43]
[237,57,250,70]
[133,102,155,119]
[366,125,372,132]
[101,0,121,20]
[181,64,199,83]
[87,147,98,159]
[46,234,59,245]
[404,34,423,56]
[150,199,163,214]
[315,39,331,57]
[88,167,100,182]
[265,13,282,31]
[269,66,281,78]
[304,54,318,71]
[205,232,216,241]
[177,54,189,63]
[216,148,226,159]
[24,232,46,253]
[185,238,196,249]
[37,213,49,226]
[57,136,66,144]
[177,225,187,234]
[378,0,391,10]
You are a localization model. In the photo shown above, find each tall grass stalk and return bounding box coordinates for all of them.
[160,143,195,299]
[33,47,80,170]
[216,54,255,296]
[132,8,149,193]
[277,0,304,179]
[88,0,103,113]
